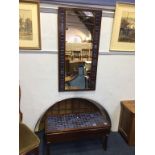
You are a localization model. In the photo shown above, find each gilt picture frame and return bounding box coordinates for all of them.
[19,1,41,50]
[110,3,135,52]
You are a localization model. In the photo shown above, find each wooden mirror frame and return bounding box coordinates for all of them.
[58,7,102,91]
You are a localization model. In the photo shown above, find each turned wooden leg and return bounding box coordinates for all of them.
[102,134,108,151]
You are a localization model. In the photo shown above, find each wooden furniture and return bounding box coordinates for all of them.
[118,100,135,145]
[45,98,111,154]
[19,86,40,155]
[58,7,102,91]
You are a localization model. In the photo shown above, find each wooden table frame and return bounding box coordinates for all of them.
[44,98,111,154]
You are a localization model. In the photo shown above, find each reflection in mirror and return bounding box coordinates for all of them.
[58,8,102,91]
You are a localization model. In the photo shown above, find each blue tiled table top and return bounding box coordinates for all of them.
[46,112,108,132]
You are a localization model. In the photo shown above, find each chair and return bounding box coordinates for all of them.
[19,86,40,155]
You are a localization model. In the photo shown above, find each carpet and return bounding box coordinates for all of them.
[34,131,135,155]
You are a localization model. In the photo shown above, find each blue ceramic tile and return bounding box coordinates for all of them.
[47,112,108,132]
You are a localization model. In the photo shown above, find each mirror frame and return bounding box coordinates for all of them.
[58,7,102,91]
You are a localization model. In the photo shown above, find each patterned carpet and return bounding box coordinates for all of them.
[35,131,135,155]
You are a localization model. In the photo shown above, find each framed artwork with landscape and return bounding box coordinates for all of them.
[110,3,135,52]
[19,1,41,50]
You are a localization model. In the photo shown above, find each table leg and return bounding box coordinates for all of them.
[102,134,108,151]
[46,142,51,155]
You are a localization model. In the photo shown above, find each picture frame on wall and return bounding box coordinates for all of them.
[110,3,135,52]
[19,1,41,50]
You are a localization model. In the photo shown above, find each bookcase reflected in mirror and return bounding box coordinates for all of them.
[58,7,102,91]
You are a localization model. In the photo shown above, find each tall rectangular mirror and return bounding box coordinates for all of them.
[58,7,102,91]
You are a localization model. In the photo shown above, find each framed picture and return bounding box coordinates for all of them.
[19,1,41,50]
[110,3,135,51]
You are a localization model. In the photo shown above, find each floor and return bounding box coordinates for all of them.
[35,131,135,155]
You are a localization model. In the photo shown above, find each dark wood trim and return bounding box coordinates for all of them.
[58,7,102,91]
[58,7,66,91]
[89,10,102,89]
[118,100,135,146]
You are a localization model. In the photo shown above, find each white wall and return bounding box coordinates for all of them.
[19,5,135,131]
[66,11,91,42]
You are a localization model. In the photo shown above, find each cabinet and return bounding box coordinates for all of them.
[118,100,135,145]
